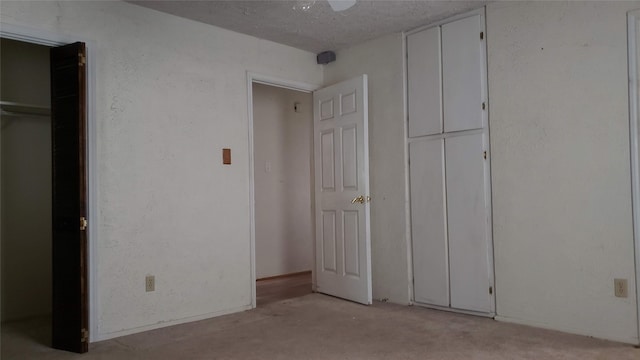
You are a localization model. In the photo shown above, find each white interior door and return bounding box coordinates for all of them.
[313,75,372,305]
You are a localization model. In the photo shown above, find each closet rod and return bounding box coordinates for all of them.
[0,100,51,116]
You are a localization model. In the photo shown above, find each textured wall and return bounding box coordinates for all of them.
[252,83,313,279]
[324,33,411,304]
[487,1,639,343]
[0,0,322,340]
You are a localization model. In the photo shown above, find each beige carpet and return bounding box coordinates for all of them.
[2,294,638,359]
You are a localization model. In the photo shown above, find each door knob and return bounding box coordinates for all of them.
[351,195,365,204]
[351,195,372,204]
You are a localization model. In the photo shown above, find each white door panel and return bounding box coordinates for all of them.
[442,15,483,132]
[320,130,336,191]
[408,26,442,137]
[445,133,491,313]
[410,139,449,307]
[314,75,371,305]
[321,210,337,273]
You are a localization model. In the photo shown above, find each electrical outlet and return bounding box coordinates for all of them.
[146,275,155,292]
[614,278,627,298]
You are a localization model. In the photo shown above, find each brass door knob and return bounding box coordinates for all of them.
[351,195,365,204]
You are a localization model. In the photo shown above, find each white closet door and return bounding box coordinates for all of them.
[410,139,448,306]
[445,133,491,313]
[407,26,442,137]
[442,15,483,133]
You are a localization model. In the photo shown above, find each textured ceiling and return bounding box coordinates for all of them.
[128,0,488,53]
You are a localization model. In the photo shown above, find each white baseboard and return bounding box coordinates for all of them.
[92,304,252,342]
[495,315,639,346]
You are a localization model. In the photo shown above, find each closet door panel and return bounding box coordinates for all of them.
[410,139,449,306]
[407,27,442,138]
[442,15,483,133]
[445,133,491,313]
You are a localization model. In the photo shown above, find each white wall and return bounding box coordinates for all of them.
[1,38,52,321]
[487,1,639,343]
[0,0,322,340]
[252,83,313,279]
[324,34,411,304]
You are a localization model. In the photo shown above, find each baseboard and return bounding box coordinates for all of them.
[494,315,639,345]
[413,302,495,318]
[256,270,311,282]
[91,304,252,342]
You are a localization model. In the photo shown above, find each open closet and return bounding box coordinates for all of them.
[1,38,53,323]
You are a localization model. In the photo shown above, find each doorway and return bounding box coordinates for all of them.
[1,37,54,351]
[251,82,314,306]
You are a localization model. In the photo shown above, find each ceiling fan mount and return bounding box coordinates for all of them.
[294,0,357,13]
[327,0,357,12]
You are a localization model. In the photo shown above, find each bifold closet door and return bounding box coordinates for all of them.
[442,15,484,133]
[410,139,448,307]
[407,26,442,138]
[445,133,491,313]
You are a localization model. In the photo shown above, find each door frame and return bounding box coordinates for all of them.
[0,22,98,342]
[246,72,320,307]
[626,9,640,345]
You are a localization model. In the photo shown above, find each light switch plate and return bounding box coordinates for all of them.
[222,148,231,165]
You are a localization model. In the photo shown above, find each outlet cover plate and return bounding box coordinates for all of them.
[614,278,628,298]
[146,275,155,292]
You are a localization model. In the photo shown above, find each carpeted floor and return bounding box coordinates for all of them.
[2,293,638,359]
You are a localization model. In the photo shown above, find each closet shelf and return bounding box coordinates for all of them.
[0,100,51,116]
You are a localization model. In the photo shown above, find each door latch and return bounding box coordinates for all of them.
[80,216,87,231]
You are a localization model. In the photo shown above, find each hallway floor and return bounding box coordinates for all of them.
[2,292,638,359]
[256,271,312,306]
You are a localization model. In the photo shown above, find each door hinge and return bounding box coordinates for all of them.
[81,328,89,342]
[489,286,493,295]
[80,216,88,231]
[79,53,86,66]
[483,151,487,160]
[480,31,484,40]
[482,102,486,110]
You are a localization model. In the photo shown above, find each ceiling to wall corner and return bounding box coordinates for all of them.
[127,0,488,54]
